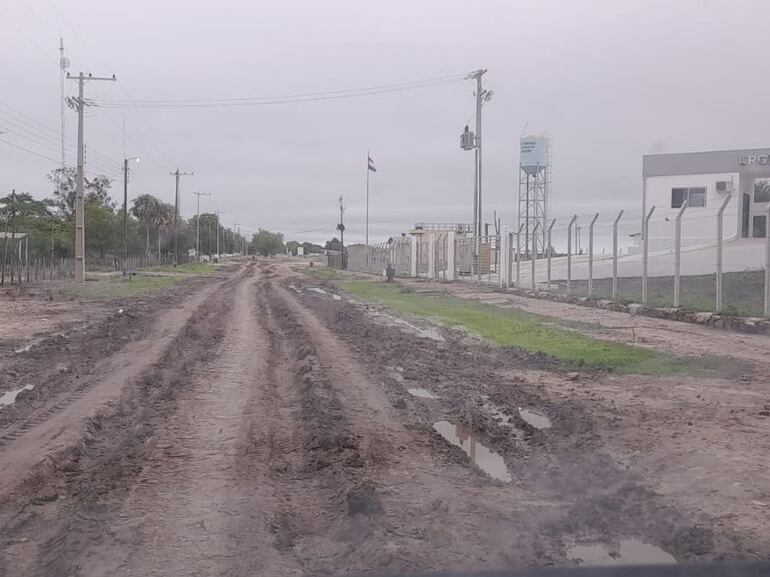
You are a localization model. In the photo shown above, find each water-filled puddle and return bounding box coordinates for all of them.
[519,408,552,429]
[433,420,511,482]
[367,312,444,341]
[569,540,676,566]
[408,388,439,399]
[0,385,34,408]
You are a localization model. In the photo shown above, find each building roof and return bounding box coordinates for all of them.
[643,148,770,178]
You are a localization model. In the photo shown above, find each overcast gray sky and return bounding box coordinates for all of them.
[1,0,769,243]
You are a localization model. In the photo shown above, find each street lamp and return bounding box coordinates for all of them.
[123,156,140,274]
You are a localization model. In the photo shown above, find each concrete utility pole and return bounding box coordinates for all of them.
[59,38,68,174]
[461,69,491,280]
[233,223,240,255]
[170,169,193,266]
[192,191,211,262]
[475,69,486,248]
[123,156,139,274]
[67,72,116,282]
[337,195,346,269]
[216,211,220,261]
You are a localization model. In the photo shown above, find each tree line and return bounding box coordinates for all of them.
[0,168,248,264]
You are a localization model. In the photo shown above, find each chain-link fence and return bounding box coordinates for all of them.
[455,234,501,283]
[341,238,413,276]
[326,196,770,317]
[505,202,767,316]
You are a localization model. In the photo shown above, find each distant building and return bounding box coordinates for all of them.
[643,148,770,251]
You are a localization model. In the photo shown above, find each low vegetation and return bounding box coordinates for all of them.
[332,278,693,374]
[63,275,179,299]
[144,262,214,274]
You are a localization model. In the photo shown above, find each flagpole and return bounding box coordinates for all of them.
[366,150,370,250]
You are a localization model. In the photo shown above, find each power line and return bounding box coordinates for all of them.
[0,127,115,175]
[0,122,115,175]
[284,226,336,235]
[103,72,468,103]
[0,7,56,64]
[33,2,177,174]
[43,0,87,45]
[0,101,119,167]
[0,138,60,164]
[94,72,471,109]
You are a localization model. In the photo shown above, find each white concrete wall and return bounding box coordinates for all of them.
[644,172,740,251]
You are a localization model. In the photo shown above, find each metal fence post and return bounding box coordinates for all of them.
[410,236,417,277]
[516,224,524,287]
[716,194,732,313]
[588,212,599,297]
[499,226,509,288]
[446,231,456,281]
[612,210,624,300]
[428,235,436,280]
[566,215,577,295]
[476,232,482,283]
[546,219,556,289]
[765,204,770,317]
[505,231,513,288]
[531,221,540,289]
[642,205,656,304]
[673,200,688,307]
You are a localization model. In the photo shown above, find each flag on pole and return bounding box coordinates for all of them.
[368,155,377,172]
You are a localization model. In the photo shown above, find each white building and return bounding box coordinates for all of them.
[642,148,770,251]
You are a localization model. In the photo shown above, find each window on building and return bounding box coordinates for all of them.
[753,215,767,238]
[671,187,706,208]
[754,180,770,203]
[671,188,687,208]
[688,187,706,207]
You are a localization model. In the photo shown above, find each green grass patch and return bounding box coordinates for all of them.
[144,263,214,274]
[63,275,179,299]
[334,280,692,375]
[307,267,344,282]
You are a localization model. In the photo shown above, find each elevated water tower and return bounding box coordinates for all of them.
[518,134,551,257]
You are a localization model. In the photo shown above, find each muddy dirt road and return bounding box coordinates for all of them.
[0,261,767,576]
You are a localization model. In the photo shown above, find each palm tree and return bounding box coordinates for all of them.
[152,203,174,260]
[131,194,160,256]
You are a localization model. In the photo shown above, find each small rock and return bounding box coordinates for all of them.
[566,372,580,381]
[759,411,770,417]
[56,363,69,374]
[394,399,407,409]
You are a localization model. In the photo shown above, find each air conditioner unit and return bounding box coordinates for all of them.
[716,180,732,193]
